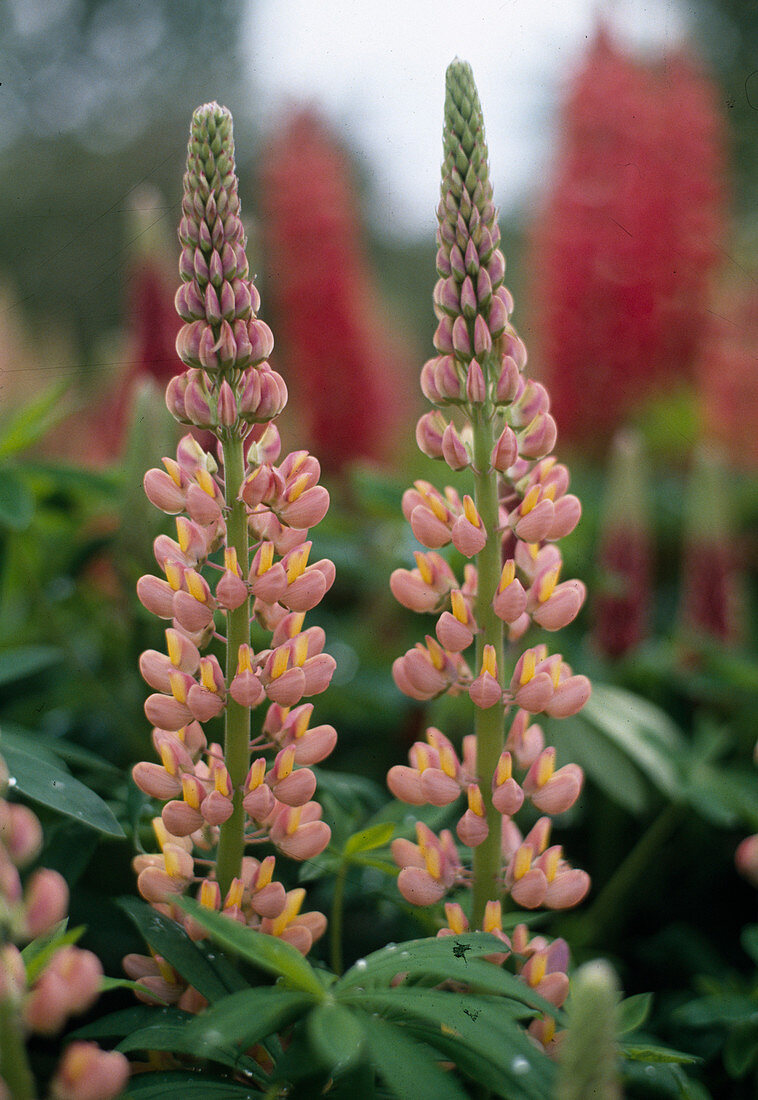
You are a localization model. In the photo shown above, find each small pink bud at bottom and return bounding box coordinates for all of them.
[387,765,425,805]
[513,498,555,543]
[544,868,590,910]
[435,610,474,653]
[416,411,446,459]
[492,777,524,817]
[277,820,331,861]
[531,763,584,815]
[410,506,452,550]
[533,580,586,631]
[544,675,591,718]
[272,768,317,807]
[161,800,204,837]
[215,569,249,610]
[251,881,287,919]
[510,867,547,909]
[3,803,43,867]
[201,790,234,826]
[293,724,337,766]
[23,869,69,938]
[49,1041,130,1100]
[548,493,581,540]
[456,809,489,847]
[420,768,461,806]
[442,423,470,470]
[243,785,276,821]
[469,671,502,709]
[397,866,446,906]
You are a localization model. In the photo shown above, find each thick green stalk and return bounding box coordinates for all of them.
[470,402,505,929]
[0,999,35,1100]
[215,431,251,897]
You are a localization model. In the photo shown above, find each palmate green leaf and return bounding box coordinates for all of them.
[120,898,244,1004]
[345,989,553,1100]
[337,933,562,1018]
[1,738,124,837]
[363,1013,468,1100]
[0,645,62,687]
[617,992,654,1035]
[415,1022,552,1100]
[308,1002,366,1074]
[581,685,686,798]
[0,467,34,529]
[184,987,316,1052]
[344,821,395,856]
[173,896,325,998]
[123,1072,260,1097]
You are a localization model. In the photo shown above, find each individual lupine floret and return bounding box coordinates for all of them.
[387,60,590,1048]
[132,103,337,973]
[0,756,129,1098]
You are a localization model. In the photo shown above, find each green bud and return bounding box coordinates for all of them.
[555,960,622,1100]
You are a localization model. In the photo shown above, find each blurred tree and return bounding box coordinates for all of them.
[692,0,758,217]
[0,0,248,375]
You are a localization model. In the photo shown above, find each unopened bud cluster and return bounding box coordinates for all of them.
[131,104,336,977]
[388,60,591,1044]
[0,756,128,1099]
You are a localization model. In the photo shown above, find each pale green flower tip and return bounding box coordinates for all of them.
[570,959,621,1004]
[442,58,489,191]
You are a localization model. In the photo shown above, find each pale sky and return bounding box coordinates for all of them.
[244,0,691,235]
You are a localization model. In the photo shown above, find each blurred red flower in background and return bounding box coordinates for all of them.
[529,24,727,450]
[697,275,758,470]
[260,107,414,473]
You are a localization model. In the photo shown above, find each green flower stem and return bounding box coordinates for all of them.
[574,802,683,946]
[215,431,251,898]
[330,861,347,976]
[471,403,505,930]
[0,998,35,1100]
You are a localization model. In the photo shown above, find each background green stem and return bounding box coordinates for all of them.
[215,431,251,898]
[0,999,35,1100]
[470,404,506,930]
[572,802,683,947]
[330,862,347,975]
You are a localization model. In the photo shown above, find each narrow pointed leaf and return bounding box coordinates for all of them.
[343,822,395,856]
[1,739,124,837]
[617,992,654,1034]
